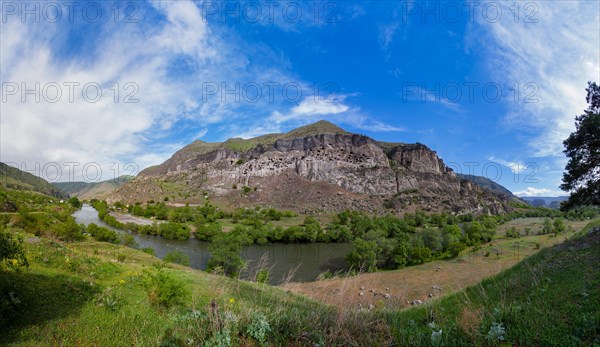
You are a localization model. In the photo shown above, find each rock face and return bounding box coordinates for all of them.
[111,121,516,214]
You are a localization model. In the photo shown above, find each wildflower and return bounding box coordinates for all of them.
[119,279,126,285]
[229,298,235,304]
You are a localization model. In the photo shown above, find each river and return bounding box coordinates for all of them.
[73,204,352,285]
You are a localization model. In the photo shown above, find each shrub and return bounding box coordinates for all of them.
[67,197,82,208]
[120,234,137,247]
[141,266,189,308]
[245,312,271,343]
[0,228,28,270]
[207,232,251,277]
[142,247,156,256]
[242,186,252,194]
[158,222,190,240]
[164,250,190,266]
[87,223,119,244]
[256,269,270,284]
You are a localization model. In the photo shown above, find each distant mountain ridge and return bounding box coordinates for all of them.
[111,120,518,215]
[52,176,134,200]
[520,196,568,209]
[0,162,67,198]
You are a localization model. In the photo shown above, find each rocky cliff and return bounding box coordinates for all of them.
[111,121,516,215]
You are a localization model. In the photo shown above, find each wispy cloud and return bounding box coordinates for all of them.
[476,1,600,157]
[379,22,400,50]
[400,87,463,112]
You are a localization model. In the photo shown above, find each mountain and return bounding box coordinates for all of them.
[111,121,517,215]
[0,162,67,198]
[457,174,517,198]
[520,196,568,209]
[52,176,134,200]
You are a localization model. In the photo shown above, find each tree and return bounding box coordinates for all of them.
[67,197,82,209]
[207,231,251,277]
[561,82,600,209]
[345,238,378,272]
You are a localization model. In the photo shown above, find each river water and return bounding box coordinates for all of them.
[73,204,352,285]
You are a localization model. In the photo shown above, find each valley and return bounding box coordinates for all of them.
[1,122,599,346]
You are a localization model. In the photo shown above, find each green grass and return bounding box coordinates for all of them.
[386,222,600,346]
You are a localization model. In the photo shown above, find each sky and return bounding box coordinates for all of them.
[1,0,599,196]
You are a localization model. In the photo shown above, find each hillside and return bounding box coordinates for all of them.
[111,121,518,215]
[53,176,133,200]
[457,173,517,198]
[0,162,66,198]
[389,223,600,345]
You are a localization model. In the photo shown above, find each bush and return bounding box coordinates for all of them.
[246,312,271,343]
[0,228,28,270]
[142,247,156,256]
[242,186,252,194]
[505,227,520,239]
[141,266,189,308]
[67,197,82,208]
[164,250,190,266]
[51,218,85,241]
[256,269,270,284]
[158,222,190,240]
[207,232,251,277]
[87,223,119,243]
[120,234,137,247]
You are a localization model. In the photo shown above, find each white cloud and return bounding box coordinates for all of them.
[195,128,209,139]
[514,187,564,197]
[233,95,405,139]
[0,1,301,181]
[476,1,600,157]
[488,156,527,175]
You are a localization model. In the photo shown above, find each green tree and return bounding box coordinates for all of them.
[67,197,82,208]
[207,231,251,277]
[345,238,378,272]
[561,82,600,209]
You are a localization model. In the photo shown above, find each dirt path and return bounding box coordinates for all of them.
[282,231,574,310]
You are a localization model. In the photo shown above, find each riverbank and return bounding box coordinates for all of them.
[73,204,352,284]
[283,218,584,309]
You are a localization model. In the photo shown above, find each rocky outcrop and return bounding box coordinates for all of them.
[111,121,516,215]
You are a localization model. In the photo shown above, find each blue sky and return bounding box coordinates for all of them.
[1,0,599,196]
